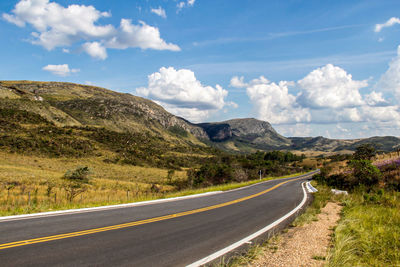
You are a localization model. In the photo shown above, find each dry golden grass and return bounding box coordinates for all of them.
[0,151,310,216]
[0,151,186,215]
[0,151,186,183]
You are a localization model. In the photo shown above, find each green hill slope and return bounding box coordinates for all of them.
[0,81,213,169]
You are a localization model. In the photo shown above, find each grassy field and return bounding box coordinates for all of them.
[0,151,308,216]
[218,179,399,267]
[0,151,186,216]
[327,189,400,266]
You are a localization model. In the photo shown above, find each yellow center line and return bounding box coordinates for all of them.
[0,175,310,250]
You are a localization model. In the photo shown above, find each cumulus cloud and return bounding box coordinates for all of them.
[106,19,180,51]
[151,6,166,18]
[136,67,230,122]
[3,0,114,50]
[230,76,247,88]
[297,64,367,109]
[82,42,107,60]
[42,64,79,76]
[364,91,388,106]
[274,123,312,137]
[237,63,400,130]
[361,105,400,124]
[3,0,180,58]
[246,78,311,124]
[376,45,400,101]
[375,17,400,32]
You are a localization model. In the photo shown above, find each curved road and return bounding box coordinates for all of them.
[0,172,316,266]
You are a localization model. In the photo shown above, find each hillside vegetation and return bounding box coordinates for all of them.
[2,81,400,154]
[1,80,399,217]
[314,146,400,266]
[0,81,314,214]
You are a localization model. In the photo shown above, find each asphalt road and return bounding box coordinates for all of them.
[0,172,316,266]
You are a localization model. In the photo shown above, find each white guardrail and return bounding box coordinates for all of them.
[306,181,318,193]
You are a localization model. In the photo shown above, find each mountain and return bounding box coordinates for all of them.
[198,118,291,152]
[0,81,214,169]
[0,80,208,138]
[199,121,400,153]
[1,80,399,156]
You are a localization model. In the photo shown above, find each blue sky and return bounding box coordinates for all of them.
[1,0,400,138]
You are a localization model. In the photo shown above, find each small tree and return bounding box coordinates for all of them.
[62,166,91,202]
[167,169,175,184]
[349,160,381,189]
[353,144,376,160]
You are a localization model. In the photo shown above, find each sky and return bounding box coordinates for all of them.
[1,0,400,139]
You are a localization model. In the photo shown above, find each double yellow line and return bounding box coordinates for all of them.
[0,176,307,250]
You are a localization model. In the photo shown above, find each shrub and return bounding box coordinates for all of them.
[349,160,381,190]
[62,166,91,202]
[353,144,376,160]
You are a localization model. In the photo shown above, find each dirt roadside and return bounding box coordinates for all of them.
[249,202,342,267]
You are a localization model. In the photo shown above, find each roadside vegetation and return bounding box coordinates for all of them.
[315,145,400,266]
[0,106,317,215]
[221,145,400,267]
[0,147,311,216]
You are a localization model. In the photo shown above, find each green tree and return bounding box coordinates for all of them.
[167,169,175,184]
[353,144,376,160]
[349,160,381,189]
[62,166,91,202]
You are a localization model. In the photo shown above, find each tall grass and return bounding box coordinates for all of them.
[327,190,400,266]
[0,150,309,216]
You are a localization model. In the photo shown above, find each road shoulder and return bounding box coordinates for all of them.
[250,201,342,267]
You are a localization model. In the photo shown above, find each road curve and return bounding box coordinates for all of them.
[0,172,316,266]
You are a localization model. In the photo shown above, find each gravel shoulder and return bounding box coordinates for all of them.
[250,202,342,267]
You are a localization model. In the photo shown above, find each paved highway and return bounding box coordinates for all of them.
[0,172,316,266]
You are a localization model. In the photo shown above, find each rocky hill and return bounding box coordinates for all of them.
[0,81,214,169]
[198,118,291,152]
[1,81,399,156]
[0,81,208,138]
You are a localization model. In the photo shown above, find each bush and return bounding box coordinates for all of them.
[353,144,376,160]
[349,160,381,190]
[62,166,91,201]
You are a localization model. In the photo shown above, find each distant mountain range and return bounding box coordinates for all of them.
[1,80,399,155]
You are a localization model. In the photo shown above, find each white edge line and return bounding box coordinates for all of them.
[227,171,315,193]
[0,191,222,222]
[186,181,309,267]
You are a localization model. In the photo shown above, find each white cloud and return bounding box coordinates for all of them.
[177,2,185,11]
[297,64,367,109]
[375,17,400,32]
[3,0,180,58]
[177,0,195,12]
[106,19,180,51]
[136,67,229,122]
[238,62,400,131]
[334,108,362,123]
[377,45,400,101]
[3,0,114,50]
[361,105,400,125]
[42,64,79,76]
[246,78,311,124]
[151,6,166,19]
[274,123,312,137]
[82,42,107,60]
[364,91,388,106]
[230,76,247,88]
